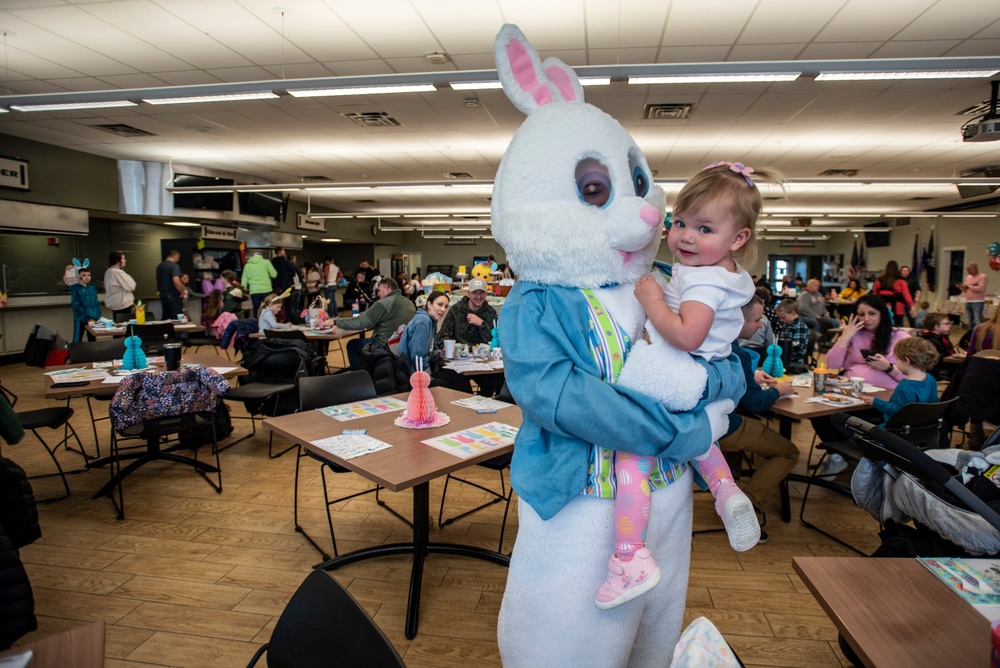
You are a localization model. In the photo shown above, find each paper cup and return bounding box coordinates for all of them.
[850,376,865,396]
[443,339,456,358]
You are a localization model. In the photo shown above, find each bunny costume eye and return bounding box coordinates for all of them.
[576,157,612,208]
[628,152,650,198]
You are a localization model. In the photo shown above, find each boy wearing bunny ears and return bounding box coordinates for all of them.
[491,25,741,667]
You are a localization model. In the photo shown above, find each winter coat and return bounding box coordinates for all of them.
[241,255,276,295]
[70,283,102,322]
[437,296,497,346]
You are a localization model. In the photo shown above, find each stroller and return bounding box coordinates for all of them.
[839,413,1000,558]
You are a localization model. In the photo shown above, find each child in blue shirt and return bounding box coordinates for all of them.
[859,336,939,425]
[70,268,102,342]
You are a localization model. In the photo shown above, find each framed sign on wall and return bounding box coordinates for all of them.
[0,156,30,191]
[296,213,326,233]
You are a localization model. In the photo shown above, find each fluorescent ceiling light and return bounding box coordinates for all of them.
[288,84,436,97]
[450,81,503,91]
[10,100,137,111]
[629,73,799,84]
[0,109,8,113]
[321,238,342,242]
[816,70,998,81]
[164,221,200,227]
[143,92,278,105]
[581,78,611,86]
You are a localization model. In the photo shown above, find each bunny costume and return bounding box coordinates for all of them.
[492,25,740,667]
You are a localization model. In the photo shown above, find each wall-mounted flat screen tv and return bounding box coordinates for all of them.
[237,191,288,222]
[864,222,891,248]
[173,174,235,211]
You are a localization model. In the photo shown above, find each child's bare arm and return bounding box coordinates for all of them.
[634,276,714,353]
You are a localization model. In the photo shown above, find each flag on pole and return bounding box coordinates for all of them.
[912,232,920,276]
[859,241,867,278]
[850,240,860,280]
[924,228,936,291]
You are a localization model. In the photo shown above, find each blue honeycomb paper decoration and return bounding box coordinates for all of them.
[121,334,147,371]
[761,342,784,378]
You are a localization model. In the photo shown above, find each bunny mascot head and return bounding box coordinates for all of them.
[493,25,721,667]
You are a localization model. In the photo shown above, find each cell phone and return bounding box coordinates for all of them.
[860,349,873,360]
[51,380,90,388]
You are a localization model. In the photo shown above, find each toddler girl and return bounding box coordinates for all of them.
[597,162,774,609]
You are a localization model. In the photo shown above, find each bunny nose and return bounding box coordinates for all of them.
[639,205,662,228]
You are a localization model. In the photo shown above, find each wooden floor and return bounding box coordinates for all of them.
[2,349,902,668]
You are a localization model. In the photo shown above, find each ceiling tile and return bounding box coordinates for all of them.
[897,0,1000,40]
[817,0,934,42]
[662,1,753,48]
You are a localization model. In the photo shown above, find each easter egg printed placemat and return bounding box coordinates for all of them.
[318,397,407,422]
[422,422,519,459]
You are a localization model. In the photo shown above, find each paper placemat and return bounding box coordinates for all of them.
[422,422,518,459]
[451,396,513,411]
[317,397,407,422]
[310,433,393,459]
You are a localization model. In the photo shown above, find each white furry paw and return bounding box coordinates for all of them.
[704,399,736,443]
[617,339,706,411]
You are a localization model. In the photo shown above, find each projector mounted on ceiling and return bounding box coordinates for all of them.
[962,80,1000,142]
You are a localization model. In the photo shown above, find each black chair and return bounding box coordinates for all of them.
[265,329,330,374]
[246,570,404,668]
[437,382,516,553]
[129,323,178,354]
[102,369,226,519]
[0,391,86,503]
[294,372,410,559]
[799,398,958,553]
[67,338,127,459]
[222,348,302,458]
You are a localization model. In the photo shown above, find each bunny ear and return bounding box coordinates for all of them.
[82,258,90,268]
[495,24,583,115]
[73,258,81,268]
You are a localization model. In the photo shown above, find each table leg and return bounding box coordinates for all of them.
[779,416,793,522]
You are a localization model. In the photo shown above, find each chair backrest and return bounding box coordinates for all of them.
[954,355,1000,424]
[497,382,516,406]
[883,398,958,450]
[264,329,308,342]
[298,371,376,411]
[129,323,177,353]
[68,338,127,363]
[263,570,405,668]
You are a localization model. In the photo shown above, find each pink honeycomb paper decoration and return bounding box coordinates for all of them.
[405,369,436,424]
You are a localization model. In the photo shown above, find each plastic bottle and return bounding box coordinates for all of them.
[813,363,827,392]
[352,300,360,317]
[135,301,145,324]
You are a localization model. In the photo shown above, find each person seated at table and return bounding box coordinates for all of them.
[720,296,798,540]
[774,299,810,373]
[916,312,958,381]
[344,271,370,313]
[333,278,416,371]
[202,289,224,332]
[437,278,501,396]
[257,293,292,333]
[70,267,101,343]
[857,337,939,424]
[738,287,776,358]
[220,270,247,316]
[814,293,910,478]
[797,279,839,337]
[839,278,865,303]
[398,292,473,393]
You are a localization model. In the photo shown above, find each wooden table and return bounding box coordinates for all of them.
[248,327,362,341]
[264,387,522,639]
[793,557,988,667]
[0,620,105,667]
[768,384,893,521]
[87,321,204,338]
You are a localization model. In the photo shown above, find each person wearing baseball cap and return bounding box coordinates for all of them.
[437,277,501,394]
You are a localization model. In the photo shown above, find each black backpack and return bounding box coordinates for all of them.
[238,339,323,415]
[361,339,410,396]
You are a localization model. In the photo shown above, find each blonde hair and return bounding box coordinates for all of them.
[257,292,282,319]
[973,306,1000,351]
[672,163,785,271]
[892,336,939,372]
[775,298,798,315]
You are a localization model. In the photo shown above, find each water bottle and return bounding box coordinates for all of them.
[351,300,359,317]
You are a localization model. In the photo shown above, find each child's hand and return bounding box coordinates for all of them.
[633,275,663,306]
[858,394,874,405]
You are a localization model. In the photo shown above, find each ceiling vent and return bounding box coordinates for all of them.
[302,175,332,181]
[791,217,812,227]
[444,172,474,179]
[642,103,692,120]
[354,199,376,204]
[91,123,156,137]
[819,169,859,177]
[341,112,401,128]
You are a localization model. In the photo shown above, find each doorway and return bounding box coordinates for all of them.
[942,247,965,297]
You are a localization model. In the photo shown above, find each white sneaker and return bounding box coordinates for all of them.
[716,490,761,552]
[818,453,848,481]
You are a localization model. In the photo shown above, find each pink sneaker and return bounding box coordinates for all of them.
[714,483,760,552]
[595,546,662,610]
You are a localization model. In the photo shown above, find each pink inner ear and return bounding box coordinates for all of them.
[545,65,577,102]
[507,40,552,107]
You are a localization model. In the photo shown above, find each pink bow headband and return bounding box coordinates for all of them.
[706,161,755,187]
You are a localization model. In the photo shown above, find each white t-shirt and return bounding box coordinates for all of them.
[664,264,755,360]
